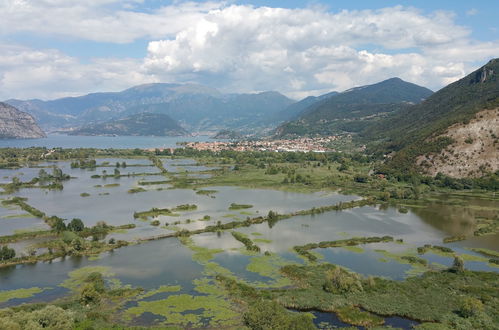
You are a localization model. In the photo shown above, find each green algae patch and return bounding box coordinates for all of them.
[132,278,237,327]
[0,287,47,303]
[179,237,223,264]
[140,285,182,299]
[254,238,272,244]
[125,287,240,328]
[251,232,263,236]
[60,266,115,290]
[336,305,384,327]
[467,248,499,258]
[342,246,364,253]
[460,253,490,263]
[246,254,293,288]
[1,213,32,219]
[373,249,429,277]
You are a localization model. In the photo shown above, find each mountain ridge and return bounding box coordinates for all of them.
[276,77,433,137]
[0,102,46,139]
[68,112,188,137]
[5,83,294,133]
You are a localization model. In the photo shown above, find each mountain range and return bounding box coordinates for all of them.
[5,84,294,133]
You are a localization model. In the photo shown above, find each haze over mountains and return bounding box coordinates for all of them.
[5,84,294,134]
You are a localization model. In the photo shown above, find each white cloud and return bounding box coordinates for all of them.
[142,5,499,96]
[0,1,223,43]
[1,2,498,100]
[0,44,155,99]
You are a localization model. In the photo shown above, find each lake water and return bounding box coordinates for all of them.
[0,157,497,327]
[0,134,213,149]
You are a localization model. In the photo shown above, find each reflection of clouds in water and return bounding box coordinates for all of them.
[109,266,163,279]
[191,232,241,251]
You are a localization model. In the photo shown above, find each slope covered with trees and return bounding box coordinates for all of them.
[370,58,499,178]
[276,78,433,137]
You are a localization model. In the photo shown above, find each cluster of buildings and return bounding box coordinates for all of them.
[184,136,340,153]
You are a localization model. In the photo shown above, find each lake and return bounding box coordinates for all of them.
[0,134,213,149]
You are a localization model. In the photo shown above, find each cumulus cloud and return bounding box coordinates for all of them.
[0,44,155,99]
[143,4,499,97]
[0,0,222,43]
[1,2,498,100]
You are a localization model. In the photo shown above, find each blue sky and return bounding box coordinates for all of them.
[1,0,498,100]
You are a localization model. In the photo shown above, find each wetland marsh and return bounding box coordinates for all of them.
[0,149,497,329]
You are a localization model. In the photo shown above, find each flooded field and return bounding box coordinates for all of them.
[0,156,498,328]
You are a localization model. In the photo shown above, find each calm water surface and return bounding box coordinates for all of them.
[0,157,497,327]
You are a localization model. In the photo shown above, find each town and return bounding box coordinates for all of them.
[184,136,342,152]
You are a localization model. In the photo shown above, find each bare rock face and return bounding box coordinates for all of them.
[0,102,46,139]
[417,108,499,178]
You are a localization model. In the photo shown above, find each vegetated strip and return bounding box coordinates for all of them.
[149,155,168,174]
[231,231,260,252]
[293,236,394,262]
[138,198,375,243]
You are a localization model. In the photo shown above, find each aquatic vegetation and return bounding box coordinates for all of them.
[274,264,499,328]
[172,204,197,211]
[125,293,240,327]
[0,287,47,303]
[60,266,115,291]
[335,305,384,327]
[139,285,182,299]
[103,183,120,188]
[468,247,499,258]
[293,236,394,262]
[443,235,466,243]
[246,254,293,288]
[228,203,253,210]
[196,189,218,195]
[231,231,260,252]
[127,187,146,193]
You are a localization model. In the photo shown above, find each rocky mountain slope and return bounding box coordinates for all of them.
[276,78,433,137]
[6,84,294,133]
[0,102,46,139]
[69,113,187,136]
[416,108,498,178]
[372,58,499,178]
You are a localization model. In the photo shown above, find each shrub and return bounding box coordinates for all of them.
[458,297,483,318]
[323,267,363,294]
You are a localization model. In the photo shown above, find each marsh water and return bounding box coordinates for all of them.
[0,157,498,328]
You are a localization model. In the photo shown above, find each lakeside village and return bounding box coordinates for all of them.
[182,135,346,153]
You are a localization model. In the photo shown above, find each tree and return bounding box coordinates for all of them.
[67,218,84,232]
[0,245,16,261]
[451,255,465,273]
[52,217,66,232]
[114,168,120,177]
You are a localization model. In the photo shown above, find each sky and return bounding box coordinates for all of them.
[1,0,498,100]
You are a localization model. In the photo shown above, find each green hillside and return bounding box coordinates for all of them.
[276,78,432,137]
[370,58,499,176]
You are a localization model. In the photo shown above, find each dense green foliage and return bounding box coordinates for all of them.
[278,77,432,137]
